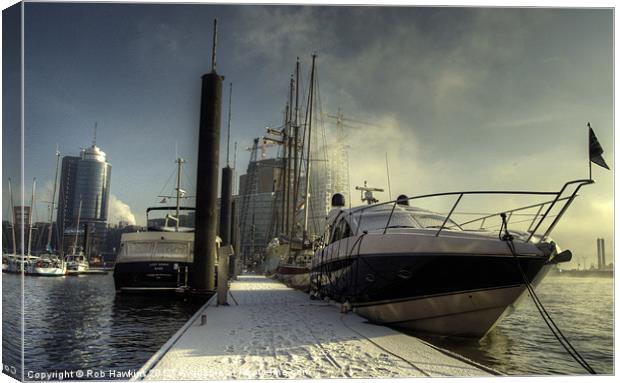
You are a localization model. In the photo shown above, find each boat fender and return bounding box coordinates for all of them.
[550,250,572,264]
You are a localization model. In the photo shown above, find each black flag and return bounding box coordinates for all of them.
[589,123,610,170]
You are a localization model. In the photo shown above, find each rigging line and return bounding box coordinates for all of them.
[155,163,178,201]
[508,240,593,374]
[314,69,329,162]
[309,183,320,236]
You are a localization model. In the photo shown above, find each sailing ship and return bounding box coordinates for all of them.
[257,55,327,291]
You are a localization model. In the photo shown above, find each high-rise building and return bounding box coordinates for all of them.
[56,143,112,254]
[238,158,283,262]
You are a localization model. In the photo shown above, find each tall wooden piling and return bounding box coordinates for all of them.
[192,19,223,291]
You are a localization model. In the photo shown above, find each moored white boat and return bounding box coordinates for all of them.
[65,253,89,275]
[2,254,10,272]
[33,254,67,276]
[311,180,590,339]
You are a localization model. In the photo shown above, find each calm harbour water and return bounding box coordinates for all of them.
[1,272,614,379]
[422,273,614,376]
[2,273,206,381]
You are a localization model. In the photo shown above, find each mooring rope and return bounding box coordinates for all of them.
[499,213,596,374]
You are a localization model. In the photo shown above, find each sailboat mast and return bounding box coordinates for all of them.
[46,149,61,250]
[280,103,289,235]
[175,157,185,231]
[284,75,295,235]
[8,178,16,255]
[291,58,300,240]
[73,199,82,255]
[27,178,36,257]
[302,54,317,235]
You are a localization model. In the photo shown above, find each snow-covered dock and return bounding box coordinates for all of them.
[137,275,497,380]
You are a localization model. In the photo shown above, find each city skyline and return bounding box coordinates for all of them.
[2,3,614,268]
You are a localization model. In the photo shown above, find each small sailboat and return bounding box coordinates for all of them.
[66,199,89,275]
[9,179,41,274]
[33,254,67,276]
[33,149,67,276]
[2,178,17,272]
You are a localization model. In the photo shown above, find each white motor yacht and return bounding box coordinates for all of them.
[311,179,590,339]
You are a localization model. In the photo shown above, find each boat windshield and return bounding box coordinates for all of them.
[154,242,189,257]
[121,242,154,258]
[119,241,190,259]
[349,205,461,232]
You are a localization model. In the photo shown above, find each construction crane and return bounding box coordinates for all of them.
[240,138,260,266]
[322,109,376,208]
[246,137,274,159]
[324,108,374,142]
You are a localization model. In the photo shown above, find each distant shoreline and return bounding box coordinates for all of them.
[551,269,613,278]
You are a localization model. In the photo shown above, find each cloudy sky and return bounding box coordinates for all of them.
[2,2,613,267]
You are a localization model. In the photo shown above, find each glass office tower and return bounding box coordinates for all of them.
[57,143,111,254]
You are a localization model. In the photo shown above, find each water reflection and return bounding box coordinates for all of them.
[3,273,205,380]
[417,275,614,375]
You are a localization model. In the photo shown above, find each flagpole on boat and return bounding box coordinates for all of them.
[588,122,592,181]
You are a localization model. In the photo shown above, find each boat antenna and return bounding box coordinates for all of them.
[175,157,185,231]
[8,178,17,255]
[226,82,232,167]
[46,147,61,252]
[355,181,384,205]
[27,178,37,257]
[211,18,218,72]
[93,122,97,146]
[385,152,392,200]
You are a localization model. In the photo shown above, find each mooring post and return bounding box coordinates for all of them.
[192,19,223,292]
[220,166,233,269]
[217,245,233,305]
[229,199,239,278]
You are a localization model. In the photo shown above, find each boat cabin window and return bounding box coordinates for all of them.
[352,207,420,232]
[350,205,461,232]
[154,242,189,256]
[330,217,352,244]
[122,242,155,258]
[412,213,457,229]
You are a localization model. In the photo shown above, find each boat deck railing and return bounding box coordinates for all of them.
[348,179,593,243]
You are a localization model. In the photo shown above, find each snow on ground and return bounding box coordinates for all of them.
[144,275,492,380]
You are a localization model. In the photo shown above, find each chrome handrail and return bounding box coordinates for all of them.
[347,179,593,242]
